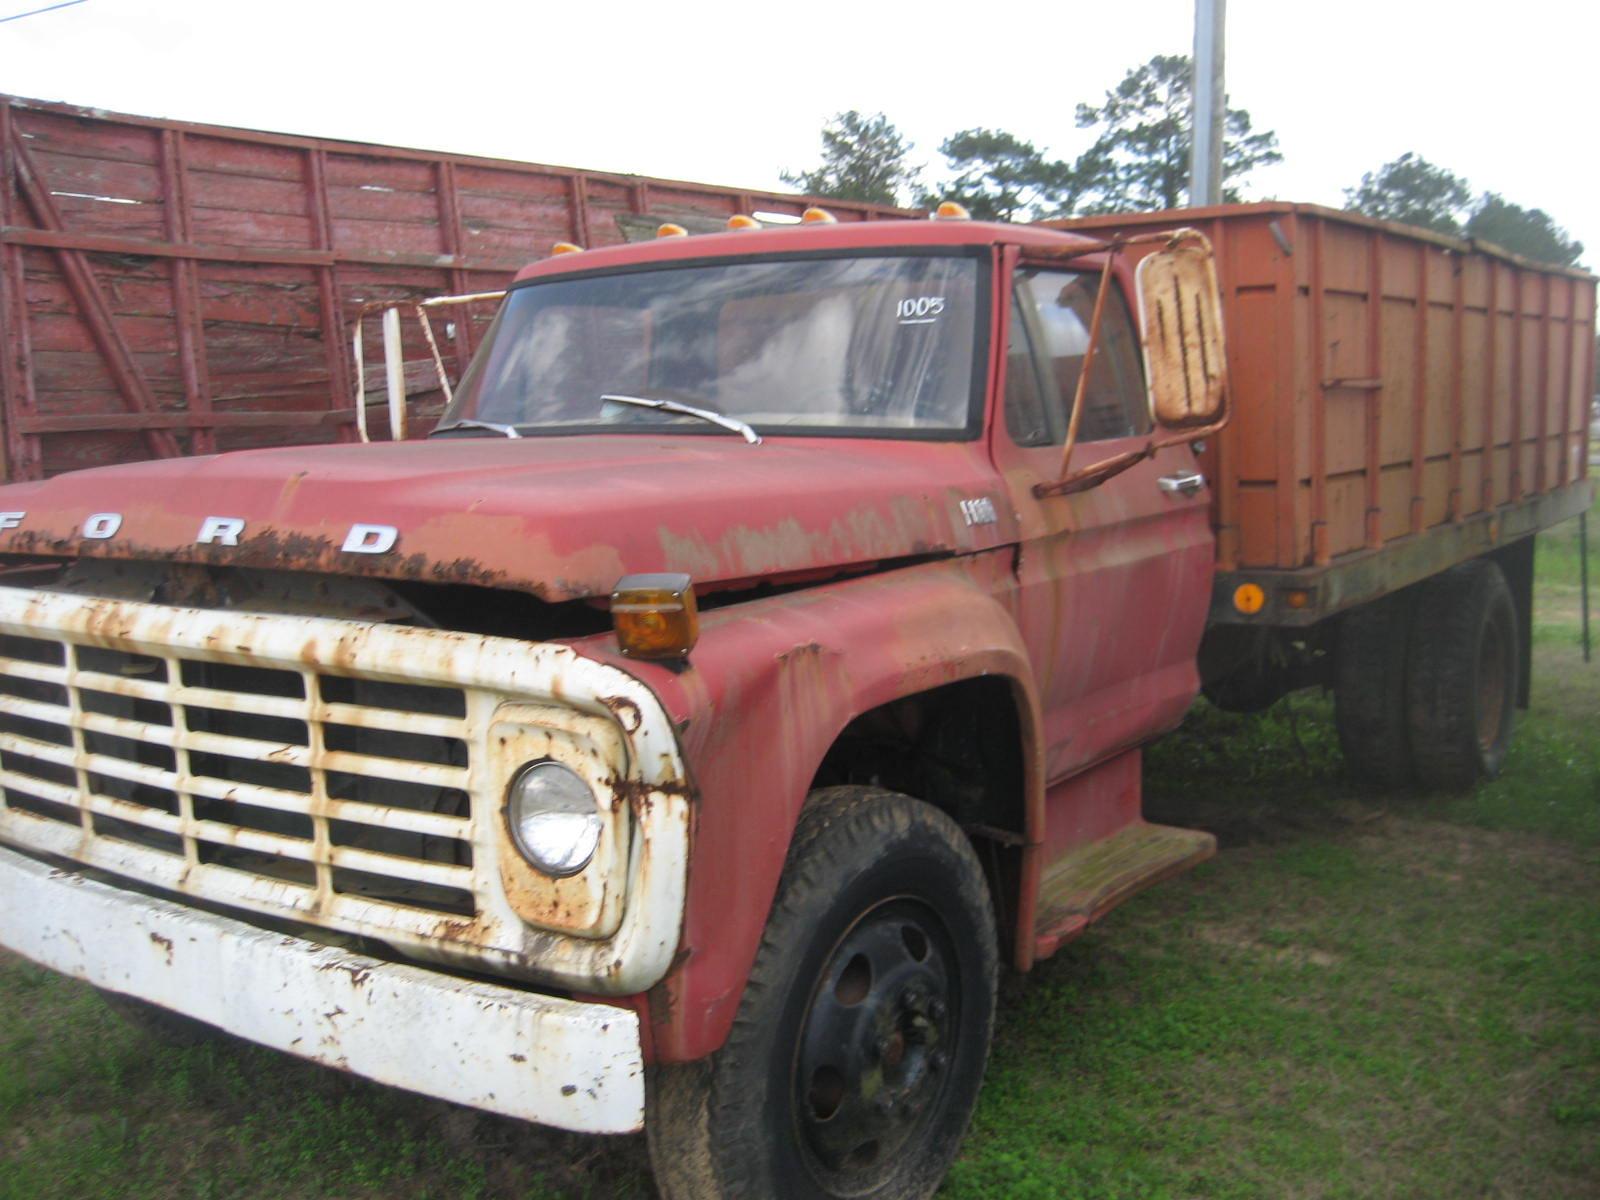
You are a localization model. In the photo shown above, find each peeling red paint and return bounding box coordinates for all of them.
[0,435,1016,602]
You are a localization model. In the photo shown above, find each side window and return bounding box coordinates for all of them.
[1003,289,1054,447]
[1013,269,1150,443]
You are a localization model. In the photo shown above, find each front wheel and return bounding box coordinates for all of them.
[647,787,998,1200]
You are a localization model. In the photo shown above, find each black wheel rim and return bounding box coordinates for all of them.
[791,897,958,1191]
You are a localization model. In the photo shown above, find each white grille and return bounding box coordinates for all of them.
[0,585,692,994]
[0,627,483,926]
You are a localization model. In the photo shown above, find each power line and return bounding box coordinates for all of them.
[0,0,88,24]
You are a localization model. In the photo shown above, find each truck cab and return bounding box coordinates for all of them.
[0,213,1229,1199]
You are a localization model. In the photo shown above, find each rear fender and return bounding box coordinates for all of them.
[572,550,1042,1061]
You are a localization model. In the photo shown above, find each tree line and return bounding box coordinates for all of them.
[780,55,1584,270]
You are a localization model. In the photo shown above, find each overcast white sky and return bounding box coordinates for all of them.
[1,0,1593,263]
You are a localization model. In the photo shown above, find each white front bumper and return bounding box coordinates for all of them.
[0,844,645,1134]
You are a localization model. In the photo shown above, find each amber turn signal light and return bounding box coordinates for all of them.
[612,573,699,660]
[1232,583,1266,615]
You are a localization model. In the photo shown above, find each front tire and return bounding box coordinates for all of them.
[647,787,998,1200]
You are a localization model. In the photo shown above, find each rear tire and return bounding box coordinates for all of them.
[1406,559,1519,791]
[1335,591,1417,789]
[646,787,998,1200]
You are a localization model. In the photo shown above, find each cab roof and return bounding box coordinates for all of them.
[510,217,1101,284]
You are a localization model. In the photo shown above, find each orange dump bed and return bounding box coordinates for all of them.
[1054,204,1596,623]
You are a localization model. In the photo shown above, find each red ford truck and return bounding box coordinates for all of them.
[0,203,1592,1199]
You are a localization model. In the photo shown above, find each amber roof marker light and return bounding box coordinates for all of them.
[726,214,761,230]
[612,573,700,660]
[801,206,837,224]
[932,200,972,220]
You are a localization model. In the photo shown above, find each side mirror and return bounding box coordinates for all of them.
[1035,228,1231,499]
[1136,233,1228,429]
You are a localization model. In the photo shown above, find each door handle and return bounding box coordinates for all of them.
[1158,471,1206,496]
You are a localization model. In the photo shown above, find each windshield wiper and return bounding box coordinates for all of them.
[433,418,523,438]
[600,394,762,445]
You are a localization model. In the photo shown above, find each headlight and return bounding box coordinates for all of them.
[506,761,604,877]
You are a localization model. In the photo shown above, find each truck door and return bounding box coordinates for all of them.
[992,261,1214,783]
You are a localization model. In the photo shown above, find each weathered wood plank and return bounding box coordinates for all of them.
[162,128,214,454]
[0,90,910,476]
[0,225,529,273]
[10,126,181,459]
[19,409,348,432]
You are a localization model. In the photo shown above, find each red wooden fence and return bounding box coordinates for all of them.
[0,94,905,479]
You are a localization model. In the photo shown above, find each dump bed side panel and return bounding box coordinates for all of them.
[1054,204,1595,621]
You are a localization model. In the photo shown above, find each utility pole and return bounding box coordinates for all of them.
[1189,0,1226,206]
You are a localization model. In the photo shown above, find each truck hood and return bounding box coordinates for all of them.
[0,436,1016,602]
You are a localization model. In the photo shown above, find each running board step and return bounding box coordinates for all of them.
[1033,822,1216,961]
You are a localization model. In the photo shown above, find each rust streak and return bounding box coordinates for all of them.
[148,931,174,965]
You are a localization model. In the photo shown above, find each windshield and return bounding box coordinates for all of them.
[437,253,983,439]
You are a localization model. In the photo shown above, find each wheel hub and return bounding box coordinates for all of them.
[794,900,956,1179]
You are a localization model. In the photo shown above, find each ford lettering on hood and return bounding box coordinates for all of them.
[0,435,1015,601]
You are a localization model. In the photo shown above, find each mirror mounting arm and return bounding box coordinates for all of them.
[1053,250,1119,481]
[1032,411,1230,500]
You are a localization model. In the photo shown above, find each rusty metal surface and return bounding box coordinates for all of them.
[0,214,1216,1066]
[0,584,690,994]
[0,92,907,480]
[0,217,1104,601]
[563,224,1216,1059]
[1054,204,1597,579]
[1136,233,1228,428]
[566,550,1051,1060]
[0,844,647,1133]
[1034,819,1215,956]
[509,215,1090,287]
[1208,478,1595,626]
[0,434,1018,602]
[0,191,1586,1102]
[574,512,1205,1058]
[1006,446,1215,785]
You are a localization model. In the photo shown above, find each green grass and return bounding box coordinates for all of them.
[1532,504,1597,639]
[951,722,1599,1199]
[3,516,1597,1199]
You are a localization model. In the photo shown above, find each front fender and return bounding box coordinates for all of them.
[571,549,1041,1061]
